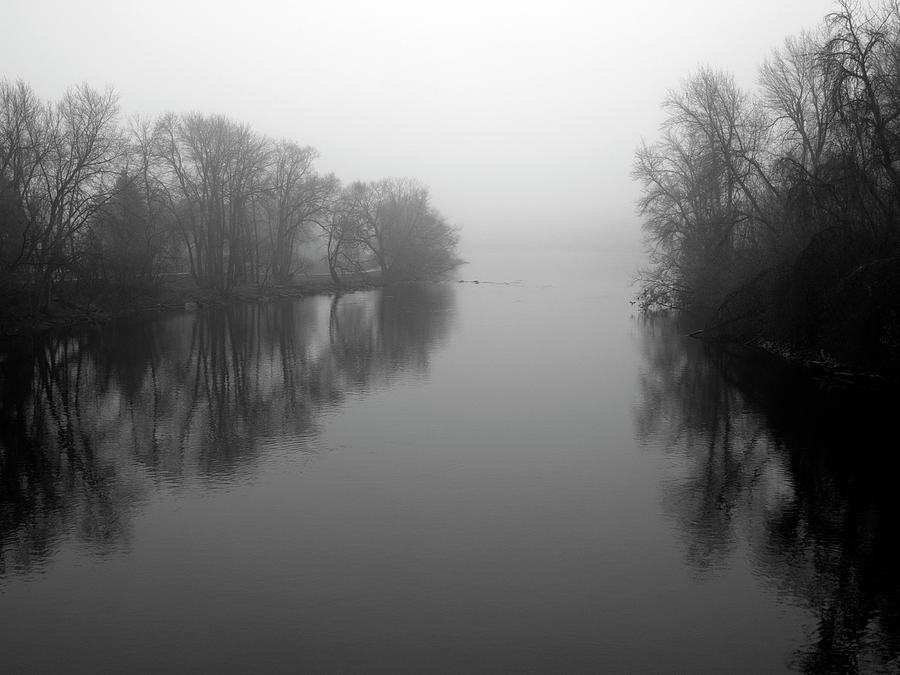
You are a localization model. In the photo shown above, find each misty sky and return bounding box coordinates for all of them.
[3,0,835,252]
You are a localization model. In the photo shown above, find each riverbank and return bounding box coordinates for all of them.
[0,272,384,337]
[690,328,900,393]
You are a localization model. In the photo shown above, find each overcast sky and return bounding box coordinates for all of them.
[3,0,836,252]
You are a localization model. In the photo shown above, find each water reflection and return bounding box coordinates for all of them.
[0,283,454,580]
[636,314,900,673]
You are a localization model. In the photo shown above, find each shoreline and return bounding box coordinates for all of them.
[691,330,900,394]
[0,272,385,339]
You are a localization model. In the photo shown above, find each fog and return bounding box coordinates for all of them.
[3,0,833,254]
[7,3,900,670]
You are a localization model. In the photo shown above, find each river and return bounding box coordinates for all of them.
[1,244,898,673]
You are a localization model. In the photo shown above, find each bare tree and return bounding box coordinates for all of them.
[635,69,776,310]
[760,30,836,175]
[338,177,459,282]
[320,189,365,285]
[0,80,43,282]
[822,0,900,203]
[262,142,337,284]
[155,113,268,290]
[0,83,122,311]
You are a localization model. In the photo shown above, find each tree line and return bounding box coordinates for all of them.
[0,80,460,317]
[634,0,900,374]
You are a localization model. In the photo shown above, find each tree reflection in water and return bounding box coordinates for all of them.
[0,283,454,580]
[635,314,900,673]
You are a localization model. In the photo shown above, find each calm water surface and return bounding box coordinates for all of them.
[1,247,899,672]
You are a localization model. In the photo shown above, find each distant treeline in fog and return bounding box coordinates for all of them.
[635,0,900,375]
[0,81,459,317]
